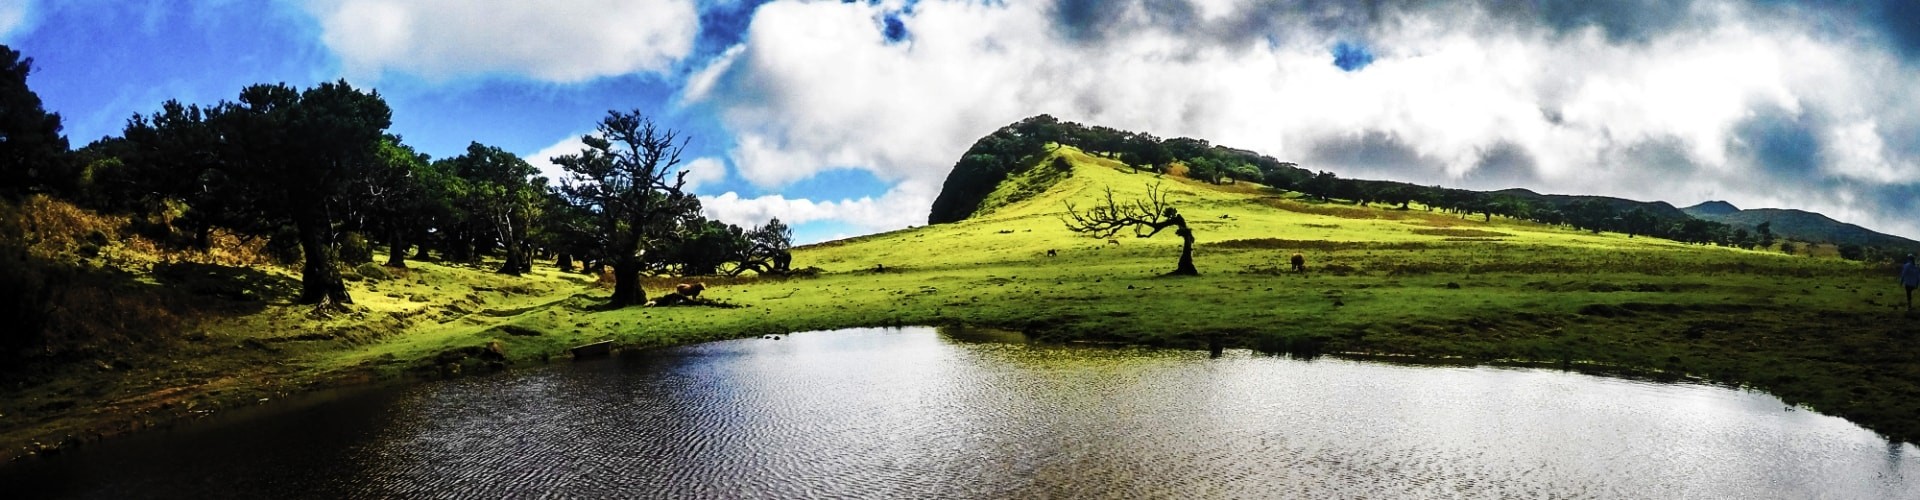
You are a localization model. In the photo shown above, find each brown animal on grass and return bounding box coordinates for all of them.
[1290,253,1306,272]
[675,282,706,298]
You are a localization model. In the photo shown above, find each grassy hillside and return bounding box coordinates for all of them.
[4,144,1918,461]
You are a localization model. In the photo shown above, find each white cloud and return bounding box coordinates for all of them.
[0,0,36,41]
[685,0,1920,239]
[526,133,591,184]
[528,136,726,192]
[304,0,699,82]
[699,180,937,235]
[678,157,727,192]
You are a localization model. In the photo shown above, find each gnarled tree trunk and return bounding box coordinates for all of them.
[384,226,407,268]
[609,256,646,307]
[294,208,351,305]
[1173,228,1197,275]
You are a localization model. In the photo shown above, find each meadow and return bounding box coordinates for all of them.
[3,145,1915,461]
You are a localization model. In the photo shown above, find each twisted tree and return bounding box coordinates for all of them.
[553,110,694,308]
[1062,183,1198,275]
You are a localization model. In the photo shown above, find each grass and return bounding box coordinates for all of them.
[3,145,1918,461]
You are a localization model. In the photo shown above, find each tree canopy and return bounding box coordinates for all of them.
[0,44,70,199]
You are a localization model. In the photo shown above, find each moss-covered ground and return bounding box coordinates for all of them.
[4,144,1917,461]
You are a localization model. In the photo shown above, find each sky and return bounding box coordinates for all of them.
[6,0,1920,243]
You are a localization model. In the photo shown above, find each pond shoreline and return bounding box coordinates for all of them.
[5,303,1911,465]
[9,326,1915,499]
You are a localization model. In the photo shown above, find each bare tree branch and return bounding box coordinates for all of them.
[1061,183,1174,238]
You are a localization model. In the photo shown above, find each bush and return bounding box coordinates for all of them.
[339,232,372,265]
[354,262,389,281]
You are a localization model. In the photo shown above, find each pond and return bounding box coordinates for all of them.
[5,326,1916,498]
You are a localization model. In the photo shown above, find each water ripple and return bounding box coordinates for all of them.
[5,327,1918,499]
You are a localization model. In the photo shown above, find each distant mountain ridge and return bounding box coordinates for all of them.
[1682,202,1919,249]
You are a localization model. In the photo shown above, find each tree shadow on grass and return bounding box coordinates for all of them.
[151,261,300,313]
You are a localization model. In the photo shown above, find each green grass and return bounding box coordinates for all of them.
[4,144,1917,460]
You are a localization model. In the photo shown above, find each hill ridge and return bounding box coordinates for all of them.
[933,115,1917,254]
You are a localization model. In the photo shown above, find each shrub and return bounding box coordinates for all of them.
[354,262,389,281]
[339,232,372,265]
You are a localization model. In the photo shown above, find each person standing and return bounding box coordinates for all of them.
[1902,254,1920,311]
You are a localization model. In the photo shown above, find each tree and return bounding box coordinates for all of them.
[1620,207,1658,239]
[1119,133,1170,173]
[214,81,392,305]
[1756,221,1775,249]
[1301,170,1339,202]
[1730,228,1754,249]
[1063,183,1198,275]
[554,110,696,308]
[0,45,70,198]
[1227,162,1260,185]
[1568,199,1616,234]
[1838,243,1865,261]
[445,143,542,275]
[357,137,431,268]
[740,217,794,275]
[1185,157,1220,184]
[123,100,258,250]
[535,189,597,272]
[658,215,741,277]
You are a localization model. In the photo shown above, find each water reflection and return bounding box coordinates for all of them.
[3,326,1916,498]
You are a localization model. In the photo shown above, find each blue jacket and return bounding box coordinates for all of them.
[1903,262,1920,288]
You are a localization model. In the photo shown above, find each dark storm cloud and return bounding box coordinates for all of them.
[1612,137,1698,174]
[1307,130,1443,175]
[1040,0,1920,63]
[1462,141,1539,189]
[1867,183,1920,221]
[1731,105,1823,178]
[1507,0,1702,43]
[1049,0,1198,43]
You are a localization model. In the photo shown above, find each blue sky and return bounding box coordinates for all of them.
[6,0,1920,242]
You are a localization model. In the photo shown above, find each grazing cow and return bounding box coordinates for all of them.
[1290,253,1306,272]
[1046,249,1058,257]
[675,282,706,298]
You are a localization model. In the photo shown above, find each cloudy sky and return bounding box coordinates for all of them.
[8,0,1919,242]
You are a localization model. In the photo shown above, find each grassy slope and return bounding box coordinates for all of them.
[4,145,1918,460]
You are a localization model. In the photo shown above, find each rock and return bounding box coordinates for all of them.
[407,294,429,303]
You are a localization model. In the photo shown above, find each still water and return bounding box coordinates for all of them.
[5,326,1917,498]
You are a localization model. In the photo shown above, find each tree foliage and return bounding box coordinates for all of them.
[0,44,70,199]
[553,110,696,307]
